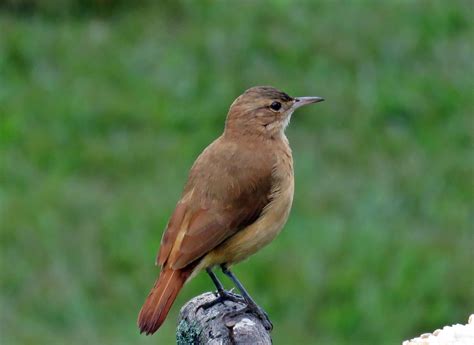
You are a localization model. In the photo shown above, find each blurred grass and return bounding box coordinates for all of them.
[0,1,473,344]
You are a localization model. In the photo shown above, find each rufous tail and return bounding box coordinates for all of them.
[138,268,191,335]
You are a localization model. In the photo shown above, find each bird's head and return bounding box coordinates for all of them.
[225,86,324,138]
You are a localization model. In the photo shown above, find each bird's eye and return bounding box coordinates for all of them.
[270,101,282,111]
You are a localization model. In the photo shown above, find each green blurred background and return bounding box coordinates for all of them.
[1,1,473,344]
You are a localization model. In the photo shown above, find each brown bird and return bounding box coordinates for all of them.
[138,86,324,334]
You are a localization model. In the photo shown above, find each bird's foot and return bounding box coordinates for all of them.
[198,290,245,311]
[223,303,273,331]
[213,287,236,297]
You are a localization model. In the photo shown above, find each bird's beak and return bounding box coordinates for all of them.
[292,96,324,110]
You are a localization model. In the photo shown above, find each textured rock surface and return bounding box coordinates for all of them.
[176,292,272,345]
[403,314,474,345]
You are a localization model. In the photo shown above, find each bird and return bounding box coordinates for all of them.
[138,86,324,335]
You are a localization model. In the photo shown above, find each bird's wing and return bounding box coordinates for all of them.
[156,138,273,270]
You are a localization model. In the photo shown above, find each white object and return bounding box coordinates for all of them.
[403,314,474,345]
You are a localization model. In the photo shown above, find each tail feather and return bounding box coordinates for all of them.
[138,268,191,335]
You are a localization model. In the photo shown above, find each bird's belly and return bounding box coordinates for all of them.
[201,179,294,267]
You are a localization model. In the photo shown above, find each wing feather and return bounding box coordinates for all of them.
[156,137,273,269]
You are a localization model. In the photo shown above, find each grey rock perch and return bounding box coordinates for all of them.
[176,292,272,345]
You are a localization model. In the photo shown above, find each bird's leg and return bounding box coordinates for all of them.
[197,268,245,311]
[221,264,273,330]
[206,267,226,296]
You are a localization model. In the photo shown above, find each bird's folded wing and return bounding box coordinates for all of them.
[156,139,273,270]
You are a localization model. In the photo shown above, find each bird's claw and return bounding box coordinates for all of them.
[197,290,245,312]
